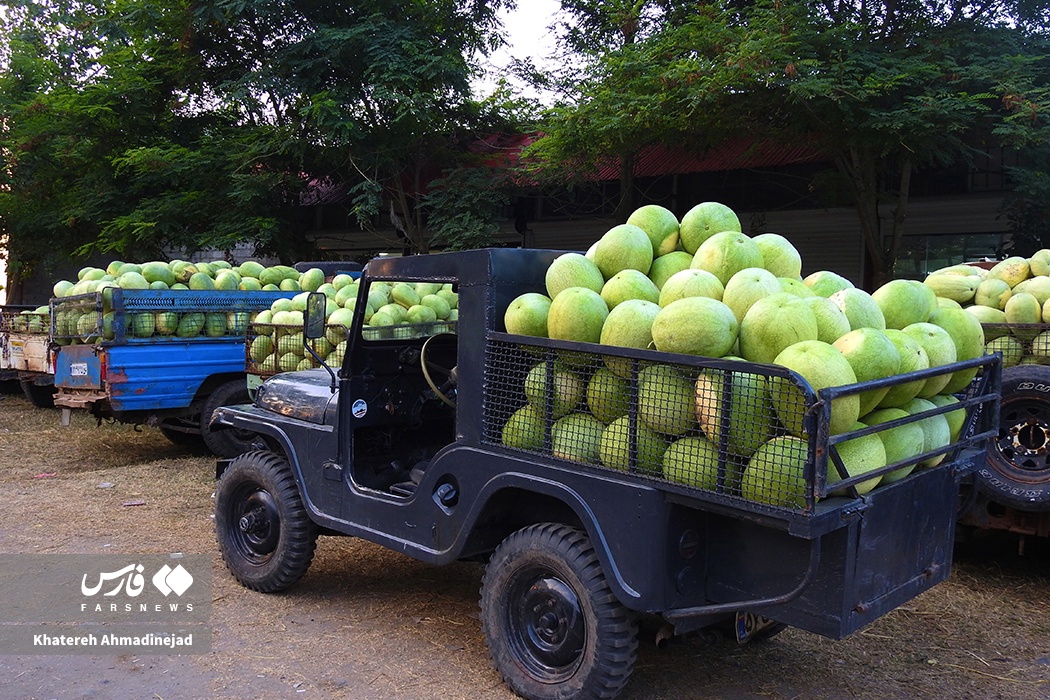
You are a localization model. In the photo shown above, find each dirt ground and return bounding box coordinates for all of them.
[0,390,1047,700]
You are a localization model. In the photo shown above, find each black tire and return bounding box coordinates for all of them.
[158,424,208,451]
[0,379,23,395]
[981,364,1050,510]
[214,450,317,592]
[746,620,788,643]
[20,379,56,409]
[480,523,638,700]
[201,379,264,458]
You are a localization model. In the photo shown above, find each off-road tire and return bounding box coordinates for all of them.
[20,379,56,409]
[201,379,264,458]
[215,450,317,593]
[480,523,638,700]
[981,364,1050,510]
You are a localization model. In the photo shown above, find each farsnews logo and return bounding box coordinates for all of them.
[152,564,193,596]
[81,563,194,598]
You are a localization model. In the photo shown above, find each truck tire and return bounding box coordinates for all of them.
[201,379,264,458]
[982,364,1050,510]
[20,378,56,409]
[158,424,207,452]
[214,450,317,593]
[480,523,638,700]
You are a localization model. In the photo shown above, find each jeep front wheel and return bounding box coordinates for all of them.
[480,523,638,700]
[215,450,317,592]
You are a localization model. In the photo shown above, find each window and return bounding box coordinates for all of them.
[892,233,1006,279]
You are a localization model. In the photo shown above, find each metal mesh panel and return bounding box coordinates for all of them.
[246,320,459,377]
[51,290,288,345]
[360,320,457,342]
[982,323,1050,366]
[482,337,816,510]
[483,335,999,515]
[51,293,103,344]
[0,308,49,335]
[118,290,290,313]
[246,323,349,377]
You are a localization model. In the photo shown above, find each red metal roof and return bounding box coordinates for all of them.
[593,137,827,180]
[299,133,827,205]
[478,132,828,181]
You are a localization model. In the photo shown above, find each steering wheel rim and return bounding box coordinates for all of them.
[421,333,457,408]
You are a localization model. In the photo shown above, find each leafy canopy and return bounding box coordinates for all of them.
[531,0,1050,282]
[0,0,520,293]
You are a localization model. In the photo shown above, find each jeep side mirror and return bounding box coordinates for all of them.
[304,292,327,340]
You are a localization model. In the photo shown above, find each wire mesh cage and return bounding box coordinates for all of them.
[360,319,457,342]
[0,306,49,335]
[981,323,1050,367]
[50,289,289,345]
[482,334,1000,515]
[246,322,350,376]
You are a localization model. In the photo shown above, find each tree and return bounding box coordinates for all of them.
[996,76,1050,257]
[189,0,517,255]
[1,0,520,298]
[531,0,1050,286]
[0,0,204,295]
[531,1,700,219]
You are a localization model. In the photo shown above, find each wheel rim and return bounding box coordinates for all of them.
[507,569,586,682]
[994,397,1050,478]
[228,484,281,564]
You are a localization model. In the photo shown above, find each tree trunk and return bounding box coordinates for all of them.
[883,155,913,284]
[613,152,636,222]
[835,146,912,289]
[836,147,883,289]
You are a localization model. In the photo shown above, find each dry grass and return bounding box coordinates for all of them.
[0,389,1047,700]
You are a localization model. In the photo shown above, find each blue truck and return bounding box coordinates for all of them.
[51,287,295,457]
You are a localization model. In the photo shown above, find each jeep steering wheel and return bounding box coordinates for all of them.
[421,333,458,408]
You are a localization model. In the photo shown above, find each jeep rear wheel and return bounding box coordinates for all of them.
[215,450,317,592]
[982,365,1050,511]
[480,523,638,700]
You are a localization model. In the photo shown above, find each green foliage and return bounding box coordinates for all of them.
[421,166,511,251]
[999,83,1050,256]
[189,0,516,255]
[1,0,519,289]
[0,0,204,281]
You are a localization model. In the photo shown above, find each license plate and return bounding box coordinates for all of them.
[70,362,89,377]
[10,341,24,356]
[735,611,779,643]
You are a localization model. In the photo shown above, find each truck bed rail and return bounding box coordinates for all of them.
[51,289,295,345]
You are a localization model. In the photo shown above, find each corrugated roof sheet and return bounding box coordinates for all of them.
[300,177,348,207]
[299,134,827,205]
[594,137,827,180]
